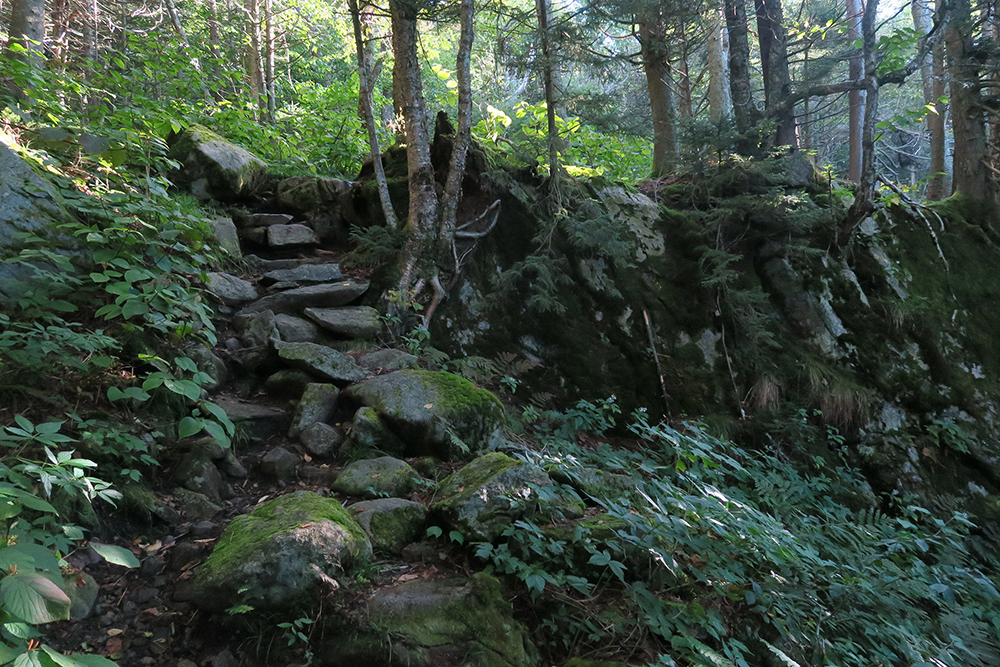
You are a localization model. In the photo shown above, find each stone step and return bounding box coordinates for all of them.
[268,223,319,247]
[262,263,342,286]
[238,280,369,315]
[211,396,289,445]
[304,306,381,338]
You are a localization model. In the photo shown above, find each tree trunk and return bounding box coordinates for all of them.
[847,0,865,182]
[755,0,797,148]
[391,0,438,295]
[8,0,46,61]
[677,20,693,119]
[847,0,880,229]
[639,12,677,177]
[245,0,265,120]
[264,0,276,122]
[723,0,756,140]
[536,0,561,184]
[349,0,398,230]
[707,4,732,125]
[439,0,475,249]
[947,0,989,197]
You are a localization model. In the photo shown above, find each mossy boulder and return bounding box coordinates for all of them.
[432,452,554,542]
[188,491,370,611]
[333,456,426,499]
[344,406,407,457]
[168,124,267,200]
[276,175,351,213]
[321,573,534,667]
[341,370,505,459]
[348,498,427,554]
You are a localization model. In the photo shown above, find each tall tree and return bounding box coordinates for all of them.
[7,0,46,61]
[706,3,732,125]
[755,0,796,148]
[723,0,756,141]
[536,0,562,185]
[638,9,677,176]
[946,0,989,197]
[847,0,865,182]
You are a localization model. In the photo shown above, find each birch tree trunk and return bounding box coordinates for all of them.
[847,0,865,182]
[349,0,398,230]
[707,4,732,125]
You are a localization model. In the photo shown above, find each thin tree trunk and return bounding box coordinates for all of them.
[264,0,276,123]
[848,0,880,229]
[755,0,797,148]
[245,0,265,120]
[913,0,946,198]
[439,0,475,249]
[677,20,693,119]
[947,0,989,197]
[639,13,677,177]
[536,0,561,184]
[707,4,732,125]
[391,0,438,294]
[723,0,756,140]
[801,44,810,149]
[848,0,865,182]
[349,0,398,230]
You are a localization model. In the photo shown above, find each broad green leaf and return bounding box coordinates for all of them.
[201,421,229,449]
[89,543,139,568]
[66,655,118,667]
[12,650,41,667]
[0,641,24,665]
[177,417,203,439]
[121,299,148,319]
[0,573,71,624]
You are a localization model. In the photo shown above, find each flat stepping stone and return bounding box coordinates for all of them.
[305,306,382,338]
[274,314,322,343]
[268,223,319,247]
[211,396,289,444]
[263,263,342,285]
[240,281,369,315]
[205,272,258,306]
[245,255,328,271]
[246,212,293,226]
[274,341,369,385]
[359,348,419,371]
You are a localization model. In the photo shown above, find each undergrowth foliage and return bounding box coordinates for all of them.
[478,401,1000,667]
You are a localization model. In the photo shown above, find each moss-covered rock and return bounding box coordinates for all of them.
[168,124,267,200]
[432,452,554,542]
[344,406,407,458]
[188,491,370,611]
[348,498,427,554]
[341,370,505,460]
[321,573,535,667]
[274,341,369,385]
[276,175,351,213]
[333,456,426,499]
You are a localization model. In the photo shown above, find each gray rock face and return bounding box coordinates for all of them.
[300,422,345,457]
[173,488,222,520]
[345,406,406,457]
[276,176,351,213]
[0,141,76,300]
[432,452,554,542]
[341,371,505,459]
[264,369,313,398]
[349,498,427,554]
[239,281,369,315]
[274,341,369,385]
[208,216,242,260]
[289,383,339,438]
[268,224,319,247]
[212,396,289,445]
[235,309,279,347]
[274,313,322,343]
[168,125,266,200]
[305,306,382,338]
[205,272,258,306]
[172,453,227,501]
[246,213,293,227]
[263,263,343,285]
[358,348,420,372]
[260,447,299,480]
[189,492,371,611]
[333,457,425,499]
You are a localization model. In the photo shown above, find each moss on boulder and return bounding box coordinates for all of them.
[341,370,505,460]
[188,491,370,611]
[168,124,267,200]
[333,456,427,499]
[432,452,554,542]
[348,497,427,554]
